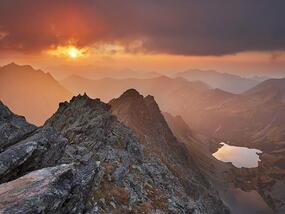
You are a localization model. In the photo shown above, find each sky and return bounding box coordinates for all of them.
[0,0,285,77]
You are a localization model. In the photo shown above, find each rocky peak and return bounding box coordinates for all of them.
[110,89,173,141]
[0,101,36,151]
[45,94,113,143]
[0,94,229,213]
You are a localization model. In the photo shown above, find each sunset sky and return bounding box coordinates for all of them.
[0,0,285,77]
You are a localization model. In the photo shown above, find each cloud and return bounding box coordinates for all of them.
[0,0,285,56]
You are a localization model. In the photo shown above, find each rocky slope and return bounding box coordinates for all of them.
[0,93,229,213]
[164,112,284,213]
[109,89,227,212]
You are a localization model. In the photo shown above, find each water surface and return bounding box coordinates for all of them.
[212,142,262,168]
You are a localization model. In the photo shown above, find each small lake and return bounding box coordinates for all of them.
[212,142,262,168]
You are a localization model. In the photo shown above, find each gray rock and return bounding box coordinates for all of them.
[0,101,36,151]
[0,127,68,184]
[0,164,75,214]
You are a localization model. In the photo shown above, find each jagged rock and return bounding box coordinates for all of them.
[45,93,229,213]
[0,164,75,214]
[0,127,68,184]
[0,101,98,213]
[0,101,36,151]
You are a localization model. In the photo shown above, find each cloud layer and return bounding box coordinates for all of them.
[0,0,285,55]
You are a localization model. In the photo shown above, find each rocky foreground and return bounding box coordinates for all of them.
[0,90,228,213]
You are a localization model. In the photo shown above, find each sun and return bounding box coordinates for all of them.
[46,45,88,59]
[68,47,81,58]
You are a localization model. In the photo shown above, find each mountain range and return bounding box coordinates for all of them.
[175,69,263,94]
[0,90,228,213]
[61,74,285,151]
[0,63,284,213]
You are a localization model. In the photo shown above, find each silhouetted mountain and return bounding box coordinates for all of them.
[61,75,210,102]
[0,94,228,213]
[175,69,259,93]
[50,66,162,80]
[248,75,271,82]
[245,77,285,100]
[0,63,73,125]
[60,75,235,140]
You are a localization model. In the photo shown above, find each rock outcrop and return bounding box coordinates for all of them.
[0,93,229,213]
[0,101,36,151]
[0,164,75,213]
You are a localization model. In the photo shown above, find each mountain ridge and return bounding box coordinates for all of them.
[0,92,229,213]
[175,69,260,93]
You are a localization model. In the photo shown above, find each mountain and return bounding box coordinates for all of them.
[175,69,259,94]
[245,77,285,100]
[0,63,73,125]
[109,89,227,211]
[61,75,221,127]
[50,66,162,80]
[248,75,271,82]
[60,75,235,140]
[192,78,285,150]
[61,74,285,149]
[0,94,228,213]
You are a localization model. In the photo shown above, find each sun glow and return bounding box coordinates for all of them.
[68,47,81,58]
[46,46,88,59]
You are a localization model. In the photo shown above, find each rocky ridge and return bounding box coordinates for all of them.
[0,92,228,213]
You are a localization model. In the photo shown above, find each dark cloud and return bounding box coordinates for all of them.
[0,0,285,55]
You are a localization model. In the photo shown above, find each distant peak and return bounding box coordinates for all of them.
[3,62,19,68]
[2,62,35,71]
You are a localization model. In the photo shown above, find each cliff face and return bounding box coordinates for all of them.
[0,93,229,213]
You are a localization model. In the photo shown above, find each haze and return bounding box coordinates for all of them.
[0,0,285,78]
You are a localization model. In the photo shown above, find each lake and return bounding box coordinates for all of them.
[212,142,262,168]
